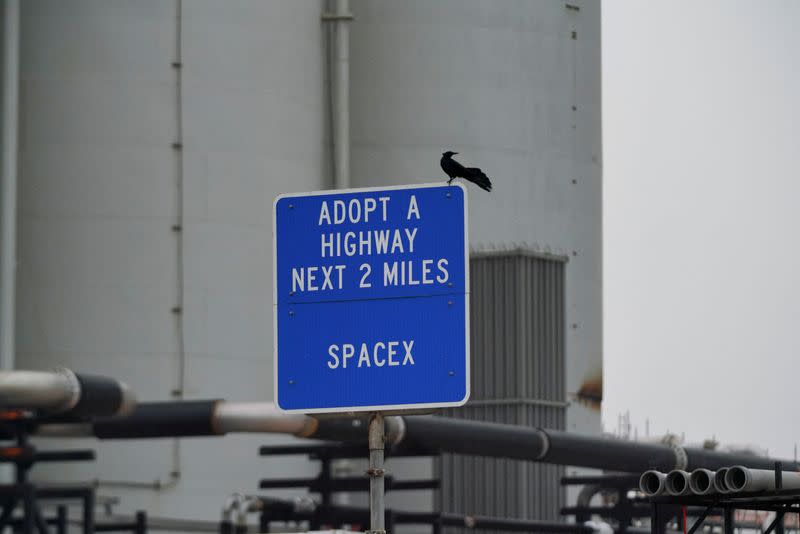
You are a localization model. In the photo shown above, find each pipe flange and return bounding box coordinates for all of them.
[366,467,386,477]
[464,515,477,528]
[535,427,551,460]
[51,367,81,413]
[671,443,688,470]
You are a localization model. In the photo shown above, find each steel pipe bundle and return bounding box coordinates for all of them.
[714,468,731,494]
[640,468,724,497]
[88,401,316,439]
[664,470,691,496]
[639,470,666,496]
[641,466,800,496]
[688,468,716,495]
[0,368,135,417]
[31,400,800,477]
[724,466,800,493]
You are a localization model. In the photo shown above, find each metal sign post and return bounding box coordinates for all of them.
[367,412,385,534]
[273,183,472,533]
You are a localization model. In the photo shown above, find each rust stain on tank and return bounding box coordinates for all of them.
[572,370,603,411]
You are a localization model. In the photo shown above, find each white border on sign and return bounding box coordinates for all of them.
[272,181,471,415]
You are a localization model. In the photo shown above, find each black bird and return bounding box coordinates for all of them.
[440,151,492,192]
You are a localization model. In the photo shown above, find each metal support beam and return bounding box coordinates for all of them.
[723,507,734,534]
[0,0,20,373]
[329,0,350,189]
[686,506,711,534]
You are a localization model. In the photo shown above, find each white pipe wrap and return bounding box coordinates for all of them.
[0,368,135,416]
[0,369,80,412]
[212,402,317,436]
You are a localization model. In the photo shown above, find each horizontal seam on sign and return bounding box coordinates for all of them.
[277,291,470,307]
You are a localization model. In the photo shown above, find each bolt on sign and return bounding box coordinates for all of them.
[273,183,470,414]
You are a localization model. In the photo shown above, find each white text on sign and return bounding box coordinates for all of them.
[327,340,416,369]
[290,195,451,293]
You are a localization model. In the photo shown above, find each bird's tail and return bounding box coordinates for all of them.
[466,167,492,192]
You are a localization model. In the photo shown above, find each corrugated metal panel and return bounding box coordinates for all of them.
[438,253,566,530]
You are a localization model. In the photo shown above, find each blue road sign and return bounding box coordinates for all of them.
[273,183,470,414]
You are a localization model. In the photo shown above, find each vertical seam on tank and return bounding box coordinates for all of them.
[171,0,186,485]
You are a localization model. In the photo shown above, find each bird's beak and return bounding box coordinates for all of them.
[453,152,459,155]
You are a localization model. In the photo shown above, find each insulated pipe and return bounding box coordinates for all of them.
[724,466,800,494]
[94,400,219,439]
[330,0,350,189]
[540,428,679,472]
[394,416,680,471]
[35,401,800,475]
[683,447,794,471]
[0,0,20,372]
[0,369,78,412]
[212,402,317,436]
[93,401,317,439]
[714,468,731,493]
[381,414,549,461]
[665,470,692,496]
[639,470,666,496]
[0,368,135,417]
[688,469,717,495]
[396,418,798,473]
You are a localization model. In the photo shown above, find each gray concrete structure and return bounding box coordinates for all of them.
[4,0,602,525]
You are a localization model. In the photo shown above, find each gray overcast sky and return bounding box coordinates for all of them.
[602,0,800,457]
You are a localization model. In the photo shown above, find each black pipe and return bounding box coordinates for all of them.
[541,428,677,471]
[683,448,795,471]
[93,400,220,439]
[400,416,675,471]
[314,417,373,443]
[69,401,800,474]
[396,416,800,473]
[400,416,548,459]
[70,374,125,418]
[334,415,674,472]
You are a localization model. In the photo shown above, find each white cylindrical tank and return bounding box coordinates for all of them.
[16,0,325,519]
[349,0,602,427]
[348,0,602,518]
[13,0,602,524]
